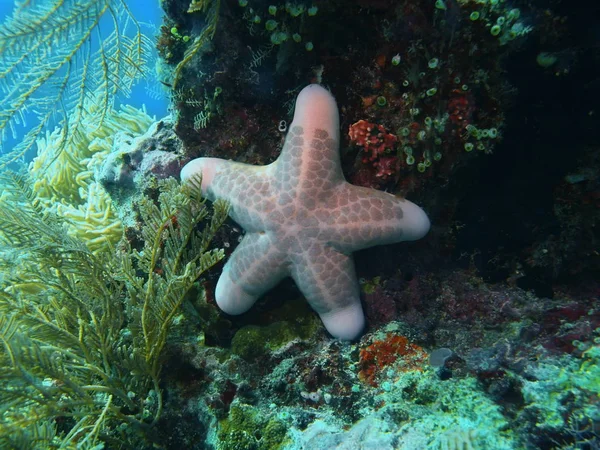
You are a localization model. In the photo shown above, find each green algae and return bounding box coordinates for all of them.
[218,404,288,450]
[231,299,321,361]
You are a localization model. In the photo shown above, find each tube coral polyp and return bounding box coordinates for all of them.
[349,120,400,181]
[373,156,399,179]
[448,90,473,132]
[348,120,398,162]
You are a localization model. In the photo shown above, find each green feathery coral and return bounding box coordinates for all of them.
[174,0,221,88]
[0,172,228,448]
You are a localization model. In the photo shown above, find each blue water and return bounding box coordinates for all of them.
[121,1,170,119]
[0,1,169,161]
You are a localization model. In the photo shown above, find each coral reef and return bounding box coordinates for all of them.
[519,343,600,435]
[96,115,186,225]
[286,367,517,449]
[160,0,533,199]
[358,333,427,386]
[1,0,598,448]
[217,404,288,450]
[145,1,600,448]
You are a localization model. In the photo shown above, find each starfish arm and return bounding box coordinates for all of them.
[215,232,288,315]
[181,157,276,232]
[317,183,430,253]
[275,85,344,201]
[289,243,364,340]
[276,124,344,200]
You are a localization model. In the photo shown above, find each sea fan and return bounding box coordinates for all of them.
[0,0,152,168]
[0,172,229,447]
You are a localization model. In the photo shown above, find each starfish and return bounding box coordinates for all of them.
[180,84,430,340]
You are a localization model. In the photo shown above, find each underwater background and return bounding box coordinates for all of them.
[0,0,598,449]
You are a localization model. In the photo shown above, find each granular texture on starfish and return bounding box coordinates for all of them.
[181,84,430,340]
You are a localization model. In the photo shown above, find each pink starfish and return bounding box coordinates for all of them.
[181,85,430,340]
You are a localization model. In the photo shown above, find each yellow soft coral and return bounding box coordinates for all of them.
[29,102,155,254]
